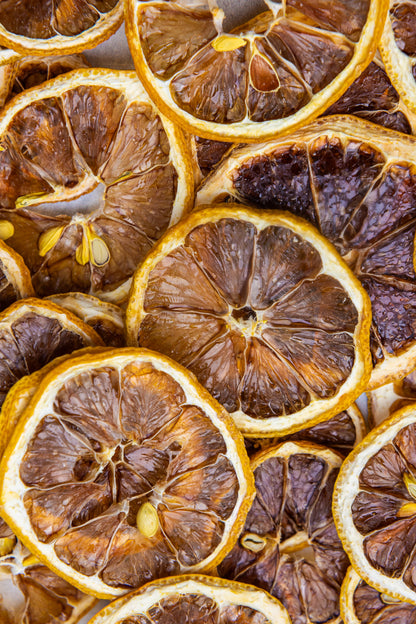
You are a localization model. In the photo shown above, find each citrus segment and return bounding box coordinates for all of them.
[87,575,291,624]
[0,239,34,310]
[127,205,371,437]
[0,349,254,598]
[126,0,387,141]
[218,441,348,624]
[0,69,194,302]
[197,116,416,388]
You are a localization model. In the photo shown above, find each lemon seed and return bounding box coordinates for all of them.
[38,226,64,257]
[241,532,267,553]
[0,220,14,240]
[137,502,159,538]
[212,35,247,52]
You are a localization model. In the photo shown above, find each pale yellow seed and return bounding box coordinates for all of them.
[89,236,110,267]
[404,473,416,499]
[137,502,159,538]
[75,235,90,266]
[240,532,267,553]
[397,501,416,518]
[212,35,247,52]
[38,226,65,257]
[0,536,16,557]
[15,192,49,209]
[0,220,14,240]
[381,593,401,604]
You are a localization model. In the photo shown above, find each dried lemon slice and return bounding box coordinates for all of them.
[196,116,416,389]
[125,0,388,141]
[369,369,416,427]
[0,516,95,624]
[88,575,291,624]
[0,68,194,303]
[340,566,416,624]
[333,404,416,604]
[126,204,371,437]
[0,348,254,598]
[0,239,34,311]
[218,441,348,624]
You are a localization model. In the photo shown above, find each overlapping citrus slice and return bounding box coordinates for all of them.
[126,204,371,437]
[0,68,194,303]
[47,293,124,346]
[218,441,348,624]
[88,575,292,624]
[125,0,388,142]
[369,369,416,427]
[0,0,123,56]
[333,404,416,603]
[340,566,416,624]
[380,0,416,114]
[0,516,95,624]
[0,240,34,311]
[0,348,254,598]
[197,116,416,389]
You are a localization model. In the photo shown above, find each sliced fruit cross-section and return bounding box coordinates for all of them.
[0,348,254,599]
[126,0,388,141]
[0,240,34,311]
[126,204,371,437]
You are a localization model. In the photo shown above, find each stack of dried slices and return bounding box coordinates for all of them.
[0,1,416,623]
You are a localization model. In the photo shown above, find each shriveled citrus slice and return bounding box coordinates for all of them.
[245,404,366,458]
[0,240,34,311]
[340,566,416,624]
[0,348,254,599]
[0,1,123,56]
[218,441,348,624]
[380,0,416,114]
[126,204,371,437]
[0,516,95,624]
[125,0,387,142]
[87,575,291,624]
[0,297,101,409]
[0,68,194,303]
[333,404,416,603]
[369,369,416,427]
[197,116,416,389]
[47,293,124,347]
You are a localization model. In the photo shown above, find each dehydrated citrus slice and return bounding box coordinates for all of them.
[0,516,95,624]
[333,404,416,603]
[126,204,371,437]
[0,297,102,409]
[369,369,416,427]
[218,441,348,624]
[380,0,416,114]
[196,116,416,389]
[0,348,254,599]
[0,1,123,56]
[0,239,34,311]
[87,575,291,624]
[125,0,388,142]
[340,566,416,624]
[0,68,194,303]
[245,404,366,458]
[47,293,124,347]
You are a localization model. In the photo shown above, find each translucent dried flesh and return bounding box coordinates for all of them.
[218,448,348,624]
[0,516,94,624]
[135,0,370,124]
[138,216,359,420]
[391,1,416,68]
[350,575,416,623]
[17,360,243,590]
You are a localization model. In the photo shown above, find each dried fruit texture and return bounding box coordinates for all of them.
[0,239,34,311]
[126,205,371,437]
[0,69,194,303]
[125,0,388,141]
[88,575,292,624]
[369,369,416,428]
[0,516,95,624]
[245,404,366,458]
[47,293,125,347]
[218,442,347,624]
[333,404,416,603]
[0,0,123,56]
[341,567,416,624]
[197,117,416,389]
[0,349,254,599]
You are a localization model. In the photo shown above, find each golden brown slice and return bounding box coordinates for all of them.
[126,0,388,141]
[0,0,123,56]
[218,441,348,624]
[47,293,124,347]
[341,567,416,624]
[197,116,416,389]
[0,516,95,624]
[0,240,34,311]
[333,404,416,604]
[0,348,254,599]
[0,69,194,303]
[126,204,371,437]
[87,575,292,624]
